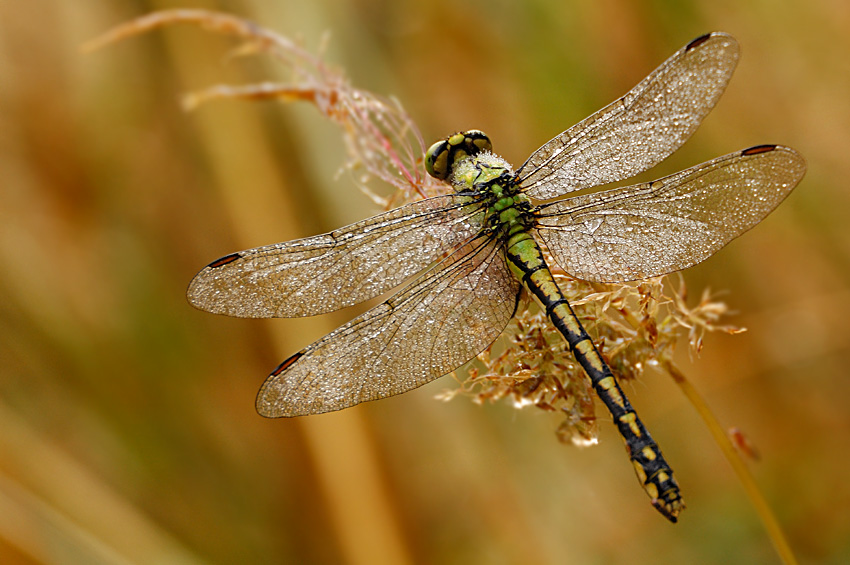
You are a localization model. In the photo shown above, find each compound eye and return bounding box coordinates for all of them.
[425,139,450,180]
[424,130,492,180]
[464,130,492,153]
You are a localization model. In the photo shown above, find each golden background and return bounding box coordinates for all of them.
[1,0,847,563]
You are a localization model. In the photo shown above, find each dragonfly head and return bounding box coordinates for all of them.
[425,130,492,180]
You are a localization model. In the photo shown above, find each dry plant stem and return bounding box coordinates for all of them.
[87,11,415,565]
[81,9,321,64]
[663,361,798,565]
[82,9,438,205]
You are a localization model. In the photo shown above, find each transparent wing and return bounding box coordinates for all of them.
[518,32,739,199]
[187,194,486,318]
[256,237,521,417]
[534,145,806,282]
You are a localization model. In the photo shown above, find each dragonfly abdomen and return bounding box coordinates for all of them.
[504,234,685,522]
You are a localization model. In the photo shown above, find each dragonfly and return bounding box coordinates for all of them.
[187,32,806,522]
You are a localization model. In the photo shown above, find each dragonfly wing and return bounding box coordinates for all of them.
[256,237,521,417]
[518,32,739,199]
[187,194,485,318]
[534,145,806,282]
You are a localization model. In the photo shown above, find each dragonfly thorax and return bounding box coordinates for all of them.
[450,152,536,243]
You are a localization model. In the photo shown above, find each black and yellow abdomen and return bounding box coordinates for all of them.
[501,223,683,520]
[428,129,684,521]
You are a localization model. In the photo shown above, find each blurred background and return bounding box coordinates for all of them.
[1,0,847,563]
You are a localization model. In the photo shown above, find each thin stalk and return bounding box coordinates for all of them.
[662,360,798,565]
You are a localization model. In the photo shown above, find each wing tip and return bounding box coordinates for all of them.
[185,275,208,311]
[186,252,243,311]
[256,353,310,418]
[741,144,807,178]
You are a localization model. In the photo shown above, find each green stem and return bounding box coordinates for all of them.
[662,361,798,565]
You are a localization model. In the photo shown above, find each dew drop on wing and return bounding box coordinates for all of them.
[582,217,603,235]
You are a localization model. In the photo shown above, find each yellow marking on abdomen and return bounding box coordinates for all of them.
[619,412,643,438]
[526,270,561,299]
[631,460,648,482]
[573,339,604,372]
[597,376,626,408]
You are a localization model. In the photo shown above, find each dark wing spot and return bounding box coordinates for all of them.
[686,33,712,51]
[208,253,242,269]
[741,144,777,156]
[271,352,304,376]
